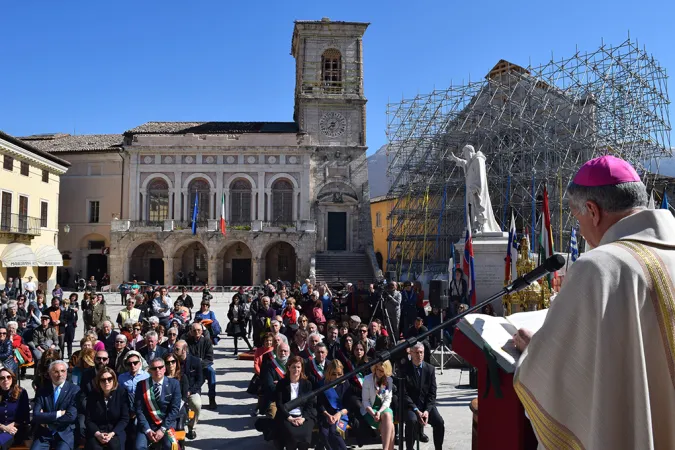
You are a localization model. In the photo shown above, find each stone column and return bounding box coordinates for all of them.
[252,257,262,285]
[210,190,216,219]
[163,256,174,286]
[139,192,146,220]
[207,258,218,287]
[301,155,311,220]
[168,190,174,219]
[109,252,124,286]
[224,189,230,222]
[257,172,265,221]
[292,188,298,222]
[265,189,272,222]
[173,171,182,220]
[181,189,188,221]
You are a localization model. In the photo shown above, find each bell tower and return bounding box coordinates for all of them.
[291,18,369,147]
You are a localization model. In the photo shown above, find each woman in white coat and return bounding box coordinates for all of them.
[360,360,395,450]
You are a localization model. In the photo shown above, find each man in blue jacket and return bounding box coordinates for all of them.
[31,360,79,450]
[135,357,182,450]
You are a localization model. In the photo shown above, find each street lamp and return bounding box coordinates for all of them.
[63,224,70,234]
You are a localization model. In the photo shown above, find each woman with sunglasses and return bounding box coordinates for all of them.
[129,322,144,350]
[361,361,395,450]
[85,367,130,450]
[164,354,188,402]
[317,360,351,450]
[0,368,29,450]
[161,327,179,354]
[0,329,16,376]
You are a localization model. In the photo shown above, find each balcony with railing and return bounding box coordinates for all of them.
[0,213,42,236]
[111,218,316,234]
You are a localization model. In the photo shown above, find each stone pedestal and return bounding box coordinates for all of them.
[456,231,509,315]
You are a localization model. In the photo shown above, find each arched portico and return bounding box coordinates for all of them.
[216,241,253,286]
[128,241,165,283]
[262,241,297,282]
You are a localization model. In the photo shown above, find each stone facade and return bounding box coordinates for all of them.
[105,18,373,286]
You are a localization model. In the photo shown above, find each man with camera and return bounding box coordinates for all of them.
[381,282,401,341]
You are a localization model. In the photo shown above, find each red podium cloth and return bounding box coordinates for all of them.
[453,328,538,450]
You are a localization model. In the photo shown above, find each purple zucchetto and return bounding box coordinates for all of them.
[572,155,641,187]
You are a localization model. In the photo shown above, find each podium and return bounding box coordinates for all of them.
[453,328,538,450]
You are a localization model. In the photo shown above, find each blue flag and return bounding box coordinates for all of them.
[569,227,579,263]
[661,191,669,210]
[191,193,199,235]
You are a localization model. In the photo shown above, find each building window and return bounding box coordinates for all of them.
[88,240,105,250]
[89,164,101,176]
[3,155,13,172]
[18,196,28,233]
[321,48,342,93]
[376,212,382,228]
[230,179,252,225]
[0,192,11,231]
[40,201,48,228]
[88,200,100,223]
[147,179,169,222]
[188,179,211,222]
[271,179,293,225]
[42,169,49,183]
[20,162,29,176]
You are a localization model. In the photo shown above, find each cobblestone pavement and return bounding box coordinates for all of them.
[44,292,474,449]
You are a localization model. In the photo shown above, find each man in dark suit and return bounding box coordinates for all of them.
[31,360,80,450]
[174,340,203,440]
[135,357,182,450]
[405,317,431,363]
[139,331,167,362]
[98,320,119,354]
[261,343,289,417]
[304,342,330,389]
[402,342,444,450]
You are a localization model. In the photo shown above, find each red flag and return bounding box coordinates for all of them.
[463,227,477,306]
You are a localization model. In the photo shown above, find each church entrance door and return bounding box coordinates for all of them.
[327,212,347,251]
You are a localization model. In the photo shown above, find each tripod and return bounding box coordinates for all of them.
[368,292,397,347]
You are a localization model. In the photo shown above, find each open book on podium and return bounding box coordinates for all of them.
[453,309,547,450]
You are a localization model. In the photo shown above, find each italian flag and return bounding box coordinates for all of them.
[220,193,227,236]
[538,186,555,280]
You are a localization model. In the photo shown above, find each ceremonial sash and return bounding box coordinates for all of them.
[340,355,363,389]
[299,348,312,360]
[140,380,179,450]
[310,359,324,380]
[271,357,286,378]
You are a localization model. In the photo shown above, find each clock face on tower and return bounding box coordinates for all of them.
[319,112,347,138]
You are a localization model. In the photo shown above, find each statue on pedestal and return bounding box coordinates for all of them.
[449,145,501,233]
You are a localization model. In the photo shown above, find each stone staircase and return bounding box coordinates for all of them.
[314,252,375,285]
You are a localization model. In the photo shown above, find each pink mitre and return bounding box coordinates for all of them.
[573,155,641,187]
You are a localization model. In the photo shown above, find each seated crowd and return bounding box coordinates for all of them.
[244,279,446,450]
[0,285,219,450]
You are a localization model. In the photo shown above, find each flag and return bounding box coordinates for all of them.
[661,191,669,210]
[191,193,199,235]
[220,193,227,237]
[648,190,655,209]
[463,227,477,306]
[538,186,555,280]
[569,227,579,263]
[505,212,518,282]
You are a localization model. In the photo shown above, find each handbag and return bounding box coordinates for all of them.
[247,374,261,395]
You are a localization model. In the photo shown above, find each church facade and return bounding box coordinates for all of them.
[23,18,375,287]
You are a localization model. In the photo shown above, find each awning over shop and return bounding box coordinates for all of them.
[0,243,37,268]
[34,245,63,267]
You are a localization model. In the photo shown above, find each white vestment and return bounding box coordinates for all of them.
[515,209,675,449]
[463,152,500,232]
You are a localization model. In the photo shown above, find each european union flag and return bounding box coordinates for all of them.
[191,193,199,235]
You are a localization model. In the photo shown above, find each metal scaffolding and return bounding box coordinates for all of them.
[385,38,671,279]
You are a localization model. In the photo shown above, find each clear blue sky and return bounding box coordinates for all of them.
[1,0,673,156]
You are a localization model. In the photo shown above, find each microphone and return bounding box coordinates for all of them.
[506,254,566,293]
